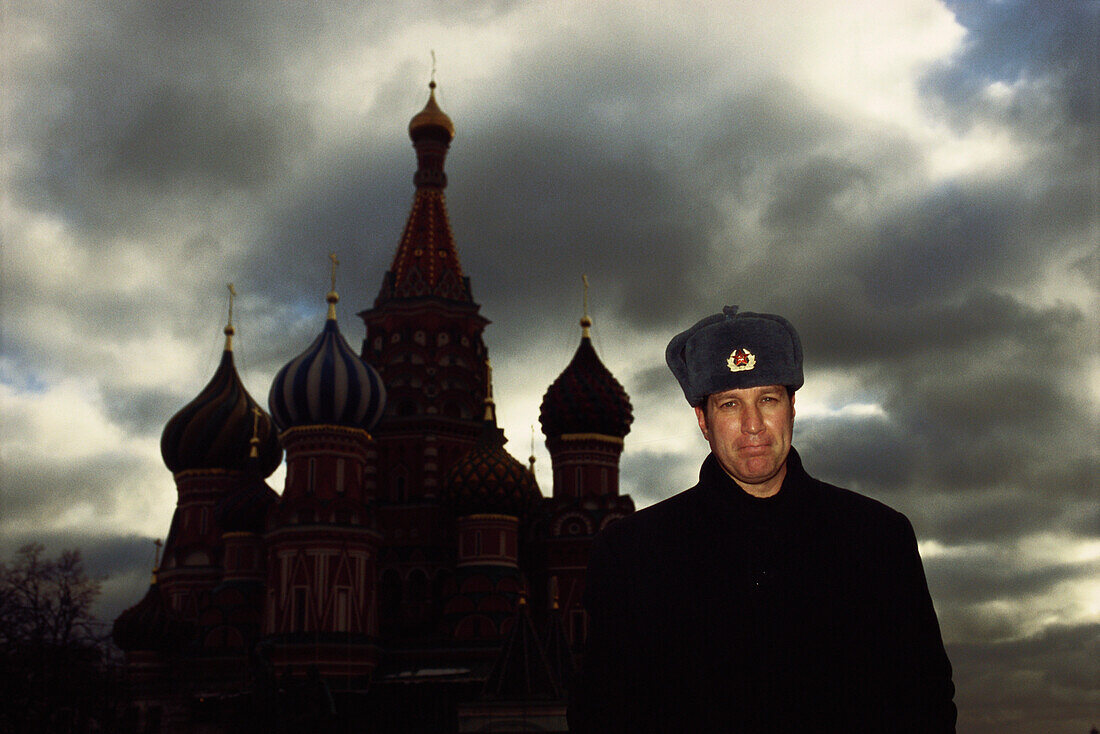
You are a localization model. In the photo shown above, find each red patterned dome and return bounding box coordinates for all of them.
[161,344,282,477]
[445,413,538,518]
[540,327,633,439]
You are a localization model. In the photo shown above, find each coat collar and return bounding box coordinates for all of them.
[696,447,812,516]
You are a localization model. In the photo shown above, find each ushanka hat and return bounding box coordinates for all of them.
[666,305,804,406]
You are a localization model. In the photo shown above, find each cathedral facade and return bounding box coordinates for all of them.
[112,83,635,734]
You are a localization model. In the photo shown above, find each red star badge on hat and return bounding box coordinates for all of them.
[727,347,757,372]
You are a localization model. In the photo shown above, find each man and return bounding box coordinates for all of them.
[569,306,955,732]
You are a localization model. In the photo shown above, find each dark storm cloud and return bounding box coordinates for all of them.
[910,489,1071,546]
[451,120,722,339]
[795,412,917,493]
[925,0,1100,130]
[620,449,702,508]
[858,185,1020,308]
[792,289,1085,369]
[793,399,1094,545]
[0,529,164,627]
[761,155,873,231]
[254,145,413,307]
[12,5,311,230]
[0,452,149,528]
[630,365,679,400]
[0,530,155,583]
[948,624,1100,734]
[100,386,188,437]
[924,544,1096,606]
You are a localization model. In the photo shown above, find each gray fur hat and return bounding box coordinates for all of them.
[665,305,803,406]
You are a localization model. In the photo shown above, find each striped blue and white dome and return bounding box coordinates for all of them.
[268,313,386,432]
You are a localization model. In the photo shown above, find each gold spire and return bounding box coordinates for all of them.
[249,406,262,459]
[581,274,592,338]
[224,283,237,351]
[152,538,163,584]
[327,253,340,320]
[483,358,496,422]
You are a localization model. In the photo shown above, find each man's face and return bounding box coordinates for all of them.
[694,384,795,497]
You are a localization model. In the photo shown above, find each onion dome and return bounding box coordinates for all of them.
[216,477,279,535]
[444,371,537,517]
[112,582,192,653]
[540,311,633,439]
[268,260,386,432]
[408,80,455,143]
[161,308,282,477]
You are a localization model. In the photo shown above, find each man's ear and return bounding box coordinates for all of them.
[694,405,709,441]
[790,391,796,421]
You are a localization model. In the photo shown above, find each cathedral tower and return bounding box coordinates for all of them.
[359,82,491,639]
[538,295,634,649]
[157,296,282,621]
[441,365,539,642]
[265,265,386,681]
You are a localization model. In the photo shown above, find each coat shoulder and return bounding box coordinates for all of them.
[594,484,704,552]
[807,476,915,538]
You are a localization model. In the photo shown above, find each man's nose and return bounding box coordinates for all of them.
[741,405,764,434]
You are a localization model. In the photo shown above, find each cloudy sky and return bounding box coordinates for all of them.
[2,0,1097,730]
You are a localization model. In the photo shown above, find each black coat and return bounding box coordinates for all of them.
[569,449,956,733]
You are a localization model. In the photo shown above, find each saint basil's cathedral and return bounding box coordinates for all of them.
[111,83,636,733]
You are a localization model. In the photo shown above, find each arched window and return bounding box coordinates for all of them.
[391,472,408,503]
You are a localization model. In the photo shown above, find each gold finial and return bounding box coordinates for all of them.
[249,406,262,459]
[430,50,437,88]
[224,283,237,351]
[483,358,496,422]
[152,538,163,584]
[580,274,592,338]
[326,253,340,320]
[529,425,536,472]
